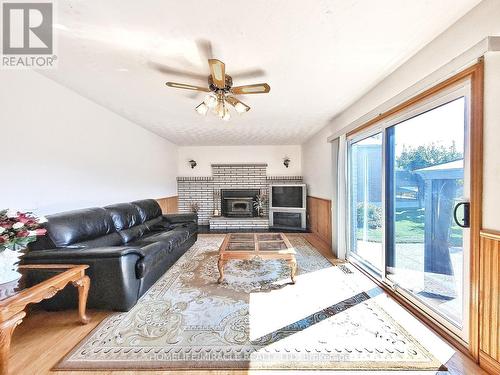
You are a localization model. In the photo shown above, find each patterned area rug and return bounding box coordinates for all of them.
[56,235,444,371]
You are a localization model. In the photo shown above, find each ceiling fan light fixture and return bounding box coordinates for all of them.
[234,102,250,114]
[204,93,217,109]
[166,58,270,121]
[195,102,209,116]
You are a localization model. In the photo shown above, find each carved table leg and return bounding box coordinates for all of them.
[0,311,26,375]
[217,258,226,284]
[289,258,298,284]
[72,276,90,324]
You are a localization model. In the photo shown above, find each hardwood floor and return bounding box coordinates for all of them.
[8,234,487,375]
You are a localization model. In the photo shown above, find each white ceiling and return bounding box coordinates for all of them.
[41,0,481,145]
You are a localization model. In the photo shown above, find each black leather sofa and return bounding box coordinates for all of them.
[24,199,197,311]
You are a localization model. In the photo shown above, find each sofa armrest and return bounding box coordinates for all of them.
[23,246,144,260]
[163,213,198,224]
[23,246,145,311]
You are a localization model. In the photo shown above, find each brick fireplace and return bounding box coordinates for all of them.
[177,163,302,226]
[221,189,260,217]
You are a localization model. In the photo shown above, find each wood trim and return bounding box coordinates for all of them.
[306,196,332,250]
[308,196,331,203]
[346,60,484,137]
[479,351,500,375]
[156,196,178,214]
[480,229,500,241]
[478,230,500,371]
[469,59,484,361]
[345,60,485,362]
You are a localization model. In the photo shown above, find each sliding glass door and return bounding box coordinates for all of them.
[348,132,383,272]
[386,96,469,334]
[347,84,471,341]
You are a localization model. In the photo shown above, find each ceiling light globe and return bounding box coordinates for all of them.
[234,102,250,114]
[195,102,209,116]
[204,94,217,109]
[215,101,225,117]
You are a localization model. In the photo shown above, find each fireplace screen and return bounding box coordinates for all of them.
[227,199,252,216]
[221,189,260,217]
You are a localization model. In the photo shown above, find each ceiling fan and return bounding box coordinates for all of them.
[166,59,270,121]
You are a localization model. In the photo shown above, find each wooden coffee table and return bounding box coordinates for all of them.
[0,264,90,375]
[217,233,297,284]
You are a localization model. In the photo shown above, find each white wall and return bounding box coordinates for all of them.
[302,0,500,224]
[0,70,178,215]
[301,126,333,199]
[483,52,500,230]
[177,145,301,177]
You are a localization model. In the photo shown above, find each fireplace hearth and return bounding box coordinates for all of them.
[221,189,260,217]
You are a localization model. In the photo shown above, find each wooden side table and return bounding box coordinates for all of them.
[0,264,90,375]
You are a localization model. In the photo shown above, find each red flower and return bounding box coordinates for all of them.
[35,228,47,236]
[0,236,6,243]
[16,230,29,238]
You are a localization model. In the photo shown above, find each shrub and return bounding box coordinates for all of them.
[356,203,382,229]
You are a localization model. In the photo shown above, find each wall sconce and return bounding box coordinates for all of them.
[283,156,290,168]
[188,159,197,169]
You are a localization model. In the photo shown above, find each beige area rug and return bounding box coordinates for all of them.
[56,234,444,371]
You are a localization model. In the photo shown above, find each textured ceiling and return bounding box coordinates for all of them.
[40,0,481,145]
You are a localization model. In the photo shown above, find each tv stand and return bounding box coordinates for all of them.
[268,183,307,231]
[269,208,307,230]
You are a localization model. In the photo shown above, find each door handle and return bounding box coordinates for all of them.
[453,202,470,228]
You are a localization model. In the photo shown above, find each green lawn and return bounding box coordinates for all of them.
[356,207,463,246]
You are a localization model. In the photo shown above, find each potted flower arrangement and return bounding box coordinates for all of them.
[253,192,267,217]
[189,202,200,214]
[0,209,48,285]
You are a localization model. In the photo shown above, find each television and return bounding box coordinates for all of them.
[270,184,306,209]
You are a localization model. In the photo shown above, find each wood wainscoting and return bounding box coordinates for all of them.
[479,230,500,374]
[156,196,178,214]
[306,196,332,249]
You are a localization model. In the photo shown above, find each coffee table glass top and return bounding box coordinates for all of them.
[223,233,294,253]
[0,265,74,301]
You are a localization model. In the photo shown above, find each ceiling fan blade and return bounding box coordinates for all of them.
[208,59,226,88]
[231,83,270,94]
[165,82,210,92]
[150,62,206,81]
[196,39,213,60]
[226,96,251,113]
[231,68,266,80]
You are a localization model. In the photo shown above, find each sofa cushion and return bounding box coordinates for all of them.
[132,199,162,222]
[105,203,150,243]
[44,207,116,248]
[105,203,143,229]
[127,240,167,256]
[118,224,150,244]
[143,216,163,231]
[170,228,191,243]
[170,222,197,237]
[70,232,123,249]
[139,230,188,253]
